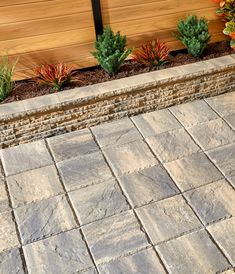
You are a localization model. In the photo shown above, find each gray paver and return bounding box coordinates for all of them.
[14,195,77,245]
[208,218,235,266]
[187,119,235,150]
[0,182,10,213]
[82,211,149,264]
[23,229,94,274]
[170,100,218,127]
[224,113,235,130]
[228,176,235,188]
[207,143,235,177]
[0,140,53,176]
[118,165,179,207]
[136,195,202,244]
[164,152,223,191]
[146,128,200,163]
[103,140,157,176]
[206,91,235,117]
[91,118,142,148]
[156,230,230,274]
[98,248,166,274]
[0,211,19,252]
[69,179,129,225]
[0,248,25,274]
[184,180,235,225]
[7,165,64,208]
[132,109,181,138]
[58,151,113,191]
[47,128,99,162]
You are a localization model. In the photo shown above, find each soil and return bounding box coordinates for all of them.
[2,40,234,104]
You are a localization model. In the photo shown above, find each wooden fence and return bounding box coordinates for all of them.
[0,0,225,80]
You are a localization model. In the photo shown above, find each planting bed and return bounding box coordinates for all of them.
[1,41,233,104]
[0,52,235,149]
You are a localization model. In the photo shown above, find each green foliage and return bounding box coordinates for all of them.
[176,15,211,57]
[91,26,132,75]
[0,57,17,102]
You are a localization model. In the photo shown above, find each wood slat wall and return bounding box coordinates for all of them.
[0,0,225,80]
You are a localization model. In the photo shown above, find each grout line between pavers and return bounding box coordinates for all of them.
[0,161,29,274]
[44,138,100,274]
[89,126,170,274]
[130,112,234,271]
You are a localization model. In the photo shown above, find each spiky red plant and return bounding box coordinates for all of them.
[35,63,76,91]
[132,39,170,68]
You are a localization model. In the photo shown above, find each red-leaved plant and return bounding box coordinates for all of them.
[131,39,170,68]
[34,62,76,91]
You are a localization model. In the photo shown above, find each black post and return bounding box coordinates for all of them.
[91,0,103,38]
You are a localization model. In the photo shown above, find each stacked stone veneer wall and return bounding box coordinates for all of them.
[1,56,235,148]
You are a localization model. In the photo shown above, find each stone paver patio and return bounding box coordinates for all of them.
[0,92,235,274]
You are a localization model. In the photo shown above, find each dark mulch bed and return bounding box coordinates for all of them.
[2,40,233,104]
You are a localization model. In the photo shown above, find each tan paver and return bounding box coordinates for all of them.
[156,230,230,274]
[47,128,99,162]
[0,182,10,213]
[146,128,200,163]
[136,195,202,244]
[187,119,235,150]
[69,179,129,225]
[170,100,218,127]
[103,140,158,176]
[164,152,223,191]
[225,113,235,130]
[184,180,235,225]
[208,218,235,266]
[23,229,94,274]
[91,118,142,148]
[0,211,19,252]
[82,211,149,264]
[7,165,64,208]
[98,248,166,274]
[132,109,181,137]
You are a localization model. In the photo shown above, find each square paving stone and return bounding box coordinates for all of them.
[0,182,10,213]
[184,180,235,225]
[146,128,200,163]
[0,140,53,176]
[208,218,235,266]
[170,100,218,127]
[207,143,235,178]
[47,129,99,162]
[23,228,94,274]
[58,151,113,191]
[69,179,129,225]
[131,109,181,138]
[224,113,235,130]
[82,211,149,264]
[136,195,202,244]
[164,152,223,191]
[14,195,77,245]
[0,211,19,252]
[0,248,25,274]
[7,165,64,208]
[187,119,235,150]
[118,165,179,207]
[228,176,235,188]
[91,118,142,148]
[103,140,158,176]
[98,248,166,274]
[156,229,230,274]
[206,91,235,117]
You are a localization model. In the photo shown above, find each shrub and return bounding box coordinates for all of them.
[176,15,211,57]
[131,39,170,68]
[91,26,132,75]
[214,0,235,49]
[0,57,17,102]
[35,63,75,91]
